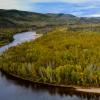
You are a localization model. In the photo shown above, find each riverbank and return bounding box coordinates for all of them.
[0,25,66,47]
[0,26,54,47]
[0,31,42,54]
[0,27,35,47]
[1,69,100,94]
[76,88,100,94]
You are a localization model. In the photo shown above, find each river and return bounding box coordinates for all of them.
[0,31,100,100]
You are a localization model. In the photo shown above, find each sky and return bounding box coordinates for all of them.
[0,0,100,17]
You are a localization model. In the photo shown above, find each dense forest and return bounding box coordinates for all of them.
[0,28,100,87]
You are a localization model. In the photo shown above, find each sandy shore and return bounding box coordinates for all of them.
[76,88,100,94]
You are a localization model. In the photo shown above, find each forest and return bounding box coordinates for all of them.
[0,28,100,87]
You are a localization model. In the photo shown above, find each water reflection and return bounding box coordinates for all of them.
[0,71,100,100]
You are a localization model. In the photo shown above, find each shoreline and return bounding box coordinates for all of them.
[76,88,100,94]
[1,70,100,94]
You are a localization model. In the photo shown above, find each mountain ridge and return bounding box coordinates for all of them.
[0,9,100,28]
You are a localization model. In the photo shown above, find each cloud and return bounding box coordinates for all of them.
[30,2,100,17]
[0,0,100,17]
[0,0,19,9]
[88,14,100,17]
[0,0,31,10]
[31,0,90,3]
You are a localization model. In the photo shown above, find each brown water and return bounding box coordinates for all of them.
[0,31,100,100]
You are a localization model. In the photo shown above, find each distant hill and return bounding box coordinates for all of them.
[0,9,50,28]
[0,9,79,28]
[0,9,100,28]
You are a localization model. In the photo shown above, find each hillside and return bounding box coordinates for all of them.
[0,9,100,28]
[0,9,50,28]
[0,9,81,28]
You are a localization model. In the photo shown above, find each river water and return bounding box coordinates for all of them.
[0,31,100,100]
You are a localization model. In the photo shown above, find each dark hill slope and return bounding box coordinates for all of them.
[0,9,80,28]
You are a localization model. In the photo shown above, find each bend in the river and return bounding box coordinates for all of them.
[0,31,100,100]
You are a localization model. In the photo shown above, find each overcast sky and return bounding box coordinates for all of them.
[0,0,100,17]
